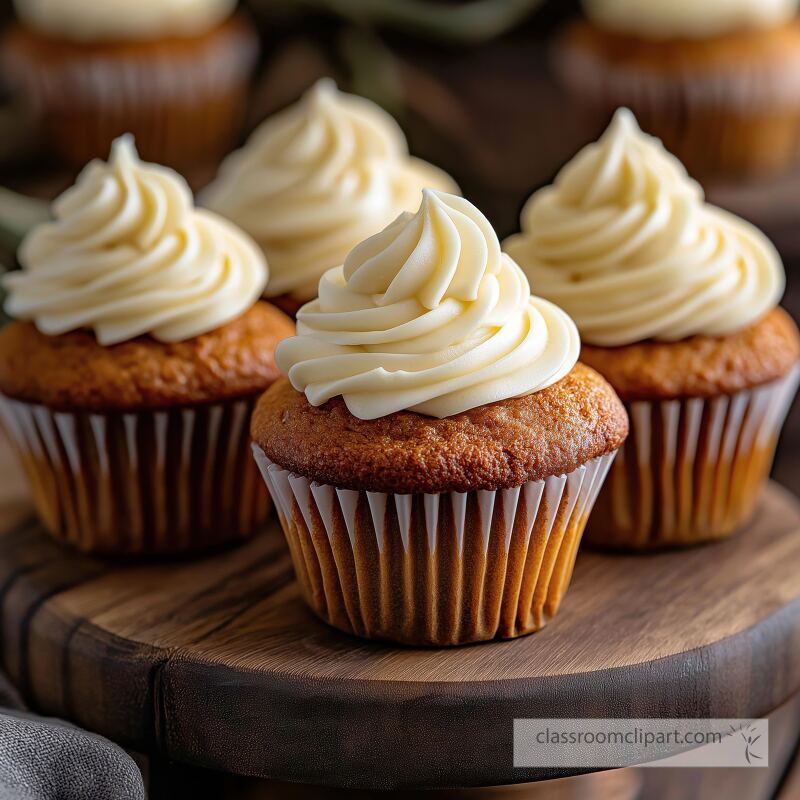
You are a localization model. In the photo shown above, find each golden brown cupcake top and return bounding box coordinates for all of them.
[251,364,628,494]
[0,302,293,412]
[581,307,800,402]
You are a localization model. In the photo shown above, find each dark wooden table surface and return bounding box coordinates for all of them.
[1,433,799,795]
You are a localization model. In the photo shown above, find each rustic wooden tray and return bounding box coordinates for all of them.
[0,436,799,791]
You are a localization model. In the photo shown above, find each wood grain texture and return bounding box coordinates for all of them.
[779,746,800,800]
[213,692,800,798]
[0,435,800,790]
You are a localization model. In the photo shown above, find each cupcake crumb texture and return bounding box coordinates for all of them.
[0,303,294,412]
[251,364,628,494]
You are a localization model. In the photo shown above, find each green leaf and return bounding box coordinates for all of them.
[338,27,405,118]
[0,187,49,258]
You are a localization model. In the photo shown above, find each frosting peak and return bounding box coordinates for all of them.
[504,109,785,347]
[555,108,702,209]
[13,0,236,41]
[582,0,798,39]
[276,190,580,420]
[204,79,459,301]
[5,136,267,345]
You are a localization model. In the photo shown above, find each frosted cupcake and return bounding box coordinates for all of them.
[0,136,294,555]
[251,189,628,646]
[2,0,258,169]
[554,0,800,175]
[505,109,800,550]
[204,79,459,316]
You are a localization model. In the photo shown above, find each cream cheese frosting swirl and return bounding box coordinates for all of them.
[504,109,785,347]
[4,135,267,346]
[582,0,798,39]
[13,0,236,41]
[204,79,459,302]
[276,190,580,420]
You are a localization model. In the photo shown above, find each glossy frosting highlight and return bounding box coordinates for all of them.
[5,136,267,345]
[13,0,236,41]
[277,190,580,420]
[204,79,458,301]
[504,109,785,347]
[582,0,798,39]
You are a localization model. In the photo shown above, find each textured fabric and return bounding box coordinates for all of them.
[0,673,145,800]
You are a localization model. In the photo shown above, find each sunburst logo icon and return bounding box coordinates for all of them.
[730,723,764,765]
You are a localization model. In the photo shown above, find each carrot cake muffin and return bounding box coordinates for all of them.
[204,79,459,315]
[505,109,800,549]
[553,0,800,175]
[251,189,628,646]
[0,135,294,555]
[2,0,258,168]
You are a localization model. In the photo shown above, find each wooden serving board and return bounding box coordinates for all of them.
[1,435,800,791]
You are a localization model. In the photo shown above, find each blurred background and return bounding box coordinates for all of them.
[1,0,797,494]
[1,3,800,798]
[0,0,585,229]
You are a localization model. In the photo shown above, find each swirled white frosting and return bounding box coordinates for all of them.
[504,109,785,347]
[582,0,798,39]
[276,190,580,420]
[4,135,267,345]
[13,0,236,41]
[204,79,459,302]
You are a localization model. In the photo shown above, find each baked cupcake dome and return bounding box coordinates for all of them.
[204,79,459,309]
[252,189,628,646]
[254,366,626,495]
[2,0,258,169]
[579,308,799,403]
[505,109,800,550]
[0,304,289,413]
[0,136,294,555]
[554,0,800,176]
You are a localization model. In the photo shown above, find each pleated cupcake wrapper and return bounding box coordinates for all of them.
[553,39,800,173]
[0,395,270,555]
[586,367,800,550]
[555,38,800,113]
[1,18,258,167]
[252,447,617,646]
[4,33,258,110]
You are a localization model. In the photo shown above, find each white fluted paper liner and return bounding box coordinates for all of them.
[586,367,799,550]
[4,28,257,110]
[252,447,617,645]
[555,39,800,113]
[0,395,270,555]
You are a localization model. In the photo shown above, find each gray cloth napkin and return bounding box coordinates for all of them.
[0,672,145,800]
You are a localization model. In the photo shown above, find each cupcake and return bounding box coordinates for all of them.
[251,189,628,646]
[505,109,800,551]
[0,136,294,555]
[2,0,259,170]
[204,79,459,316]
[553,0,800,176]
